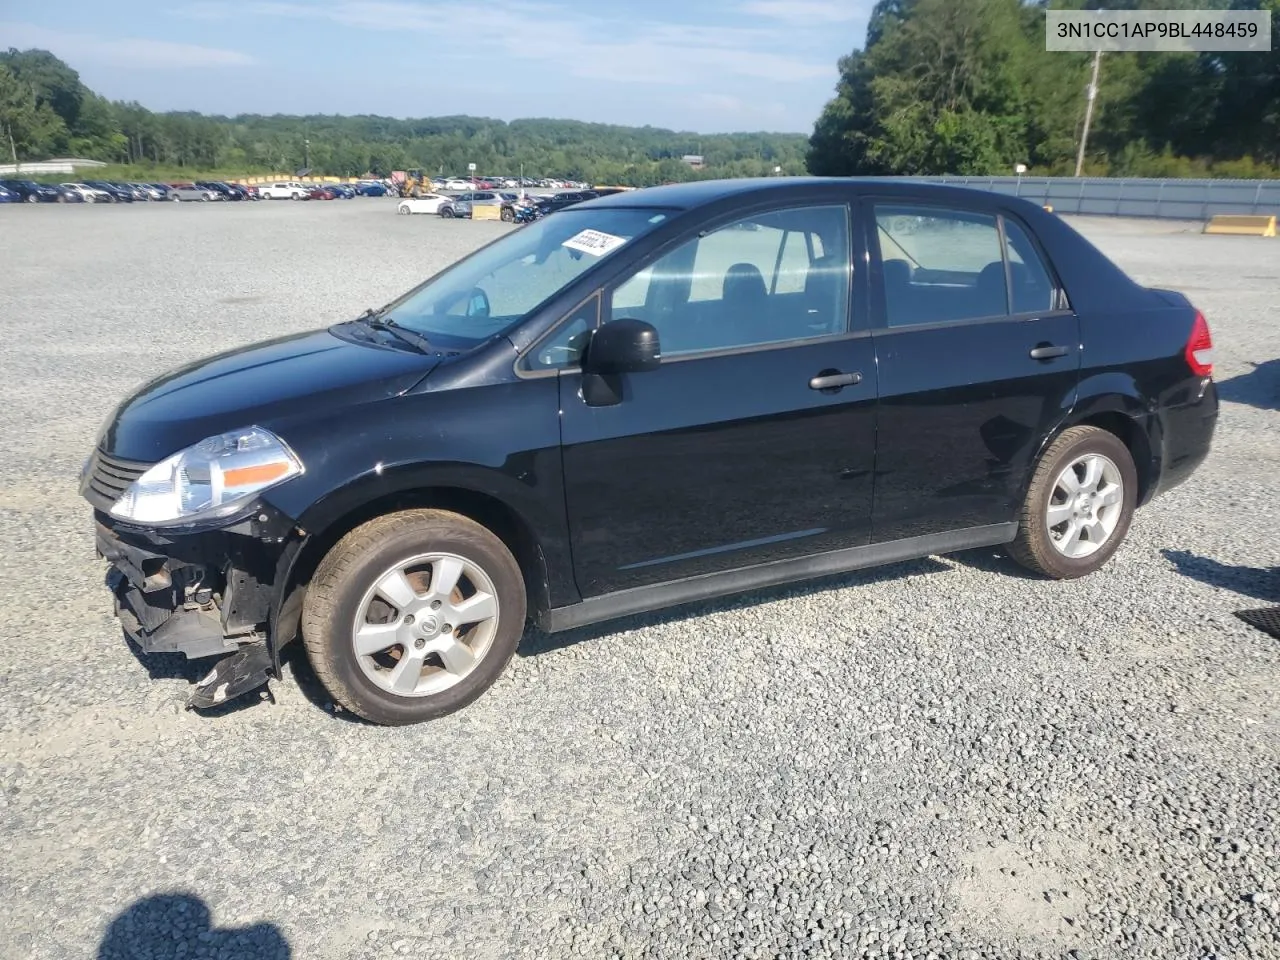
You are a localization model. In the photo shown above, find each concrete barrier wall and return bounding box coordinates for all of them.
[897,176,1280,221]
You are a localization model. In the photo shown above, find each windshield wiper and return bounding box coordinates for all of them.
[352,309,435,353]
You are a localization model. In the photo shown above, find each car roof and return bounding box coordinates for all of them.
[578,176,1040,212]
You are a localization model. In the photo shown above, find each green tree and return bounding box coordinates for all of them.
[0,63,66,161]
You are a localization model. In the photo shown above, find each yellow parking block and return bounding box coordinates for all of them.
[471,204,502,221]
[1203,214,1277,237]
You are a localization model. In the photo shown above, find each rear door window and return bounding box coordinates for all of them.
[873,206,1008,327]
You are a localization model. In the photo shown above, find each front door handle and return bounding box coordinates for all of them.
[1029,344,1070,360]
[809,370,862,392]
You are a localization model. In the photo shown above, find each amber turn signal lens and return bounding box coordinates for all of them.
[222,461,291,487]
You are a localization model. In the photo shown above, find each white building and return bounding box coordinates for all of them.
[0,157,108,176]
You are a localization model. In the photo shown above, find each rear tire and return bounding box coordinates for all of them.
[301,509,527,726]
[501,207,514,222]
[1007,426,1137,579]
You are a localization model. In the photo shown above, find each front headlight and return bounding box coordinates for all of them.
[110,426,303,526]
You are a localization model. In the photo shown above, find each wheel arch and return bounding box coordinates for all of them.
[1030,384,1158,509]
[271,483,553,663]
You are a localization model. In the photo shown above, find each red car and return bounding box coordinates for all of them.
[307,186,339,200]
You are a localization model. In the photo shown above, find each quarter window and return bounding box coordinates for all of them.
[606,205,850,357]
[874,207,1009,327]
[521,296,599,371]
[1003,219,1057,314]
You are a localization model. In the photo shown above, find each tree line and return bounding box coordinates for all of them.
[0,48,808,184]
[808,0,1280,179]
[5,2,1278,187]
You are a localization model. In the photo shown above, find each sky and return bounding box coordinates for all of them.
[1,0,872,133]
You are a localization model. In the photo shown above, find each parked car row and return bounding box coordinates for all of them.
[258,179,392,200]
[431,175,593,191]
[0,177,397,205]
[397,187,631,221]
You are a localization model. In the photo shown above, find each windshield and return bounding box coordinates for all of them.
[379,207,675,350]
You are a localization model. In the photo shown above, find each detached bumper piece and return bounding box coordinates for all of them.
[189,641,274,709]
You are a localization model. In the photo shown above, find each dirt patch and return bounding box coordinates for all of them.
[952,838,1088,948]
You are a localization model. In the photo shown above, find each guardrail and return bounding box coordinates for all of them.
[898,176,1280,222]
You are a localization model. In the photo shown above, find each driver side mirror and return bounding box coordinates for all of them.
[582,318,661,375]
[580,319,661,407]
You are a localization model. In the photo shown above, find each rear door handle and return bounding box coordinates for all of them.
[1029,344,1069,360]
[809,370,862,391]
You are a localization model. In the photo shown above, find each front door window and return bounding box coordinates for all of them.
[607,205,851,356]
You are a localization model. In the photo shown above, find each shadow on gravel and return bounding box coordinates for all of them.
[185,557,955,719]
[1162,549,1280,603]
[97,893,290,959]
[124,639,209,684]
[520,556,951,657]
[947,545,1044,580]
[122,633,281,720]
[279,642,378,725]
[1218,358,1280,411]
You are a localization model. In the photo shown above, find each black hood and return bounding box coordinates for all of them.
[103,328,440,462]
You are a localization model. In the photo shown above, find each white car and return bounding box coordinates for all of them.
[259,181,310,200]
[60,182,112,203]
[443,178,472,191]
[396,194,450,215]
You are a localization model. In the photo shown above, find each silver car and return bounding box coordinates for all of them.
[168,183,220,202]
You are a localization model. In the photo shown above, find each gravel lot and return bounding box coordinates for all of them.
[0,200,1277,960]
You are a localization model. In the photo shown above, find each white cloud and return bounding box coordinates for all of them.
[696,93,746,113]
[741,0,868,25]
[226,1,832,84]
[0,21,254,68]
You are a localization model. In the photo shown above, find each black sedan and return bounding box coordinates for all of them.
[82,177,1217,725]
[0,178,63,202]
[534,189,598,215]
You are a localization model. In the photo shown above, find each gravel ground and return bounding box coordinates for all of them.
[0,200,1277,960]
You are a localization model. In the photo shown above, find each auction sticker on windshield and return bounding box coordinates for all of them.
[562,230,627,257]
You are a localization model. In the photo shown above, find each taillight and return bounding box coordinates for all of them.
[1185,311,1214,378]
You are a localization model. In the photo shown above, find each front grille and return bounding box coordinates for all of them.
[85,449,151,510]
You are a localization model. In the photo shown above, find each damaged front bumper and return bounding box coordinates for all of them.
[94,505,302,707]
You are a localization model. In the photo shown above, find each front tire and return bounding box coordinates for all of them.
[1007,426,1137,579]
[301,509,527,726]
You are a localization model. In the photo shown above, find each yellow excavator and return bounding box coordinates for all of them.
[399,169,431,198]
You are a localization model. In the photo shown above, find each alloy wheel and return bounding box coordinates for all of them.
[351,553,500,698]
[1045,453,1124,558]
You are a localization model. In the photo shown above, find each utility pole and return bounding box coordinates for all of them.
[1074,49,1102,178]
